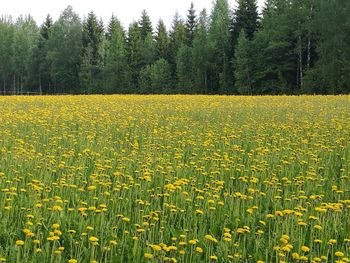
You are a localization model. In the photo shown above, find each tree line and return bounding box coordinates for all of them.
[0,0,349,95]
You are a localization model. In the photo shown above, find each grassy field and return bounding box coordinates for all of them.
[0,95,349,263]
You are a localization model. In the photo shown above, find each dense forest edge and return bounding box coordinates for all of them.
[0,0,349,95]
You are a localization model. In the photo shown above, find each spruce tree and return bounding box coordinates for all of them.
[192,9,209,93]
[139,10,153,40]
[304,0,350,94]
[80,11,105,92]
[234,30,253,95]
[0,17,14,94]
[176,45,193,92]
[185,2,197,46]
[126,22,143,90]
[47,6,82,93]
[208,0,232,93]
[232,0,259,42]
[155,19,170,61]
[28,15,52,94]
[105,16,129,93]
[169,13,186,87]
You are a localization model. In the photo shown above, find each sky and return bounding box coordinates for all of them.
[1,0,265,28]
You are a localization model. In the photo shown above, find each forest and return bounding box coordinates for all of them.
[0,0,349,95]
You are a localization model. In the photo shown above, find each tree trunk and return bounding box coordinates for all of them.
[13,74,16,95]
[298,35,303,90]
[307,37,311,70]
[39,72,42,95]
[20,75,23,94]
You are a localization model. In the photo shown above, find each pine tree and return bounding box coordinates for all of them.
[155,19,170,60]
[185,2,197,46]
[250,0,297,94]
[139,10,153,40]
[234,30,253,95]
[28,15,53,94]
[106,15,117,40]
[0,17,14,94]
[80,11,105,92]
[142,32,156,67]
[139,59,172,94]
[150,59,172,93]
[105,17,129,93]
[169,13,187,86]
[126,22,143,90]
[176,45,193,92]
[192,9,209,93]
[47,6,82,93]
[208,0,232,93]
[12,15,39,94]
[304,0,350,94]
[232,0,259,42]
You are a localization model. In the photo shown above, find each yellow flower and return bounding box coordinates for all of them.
[195,247,203,253]
[195,209,204,215]
[205,234,218,243]
[144,253,153,259]
[210,255,218,261]
[68,260,78,263]
[16,240,25,246]
[299,256,308,261]
[328,239,337,245]
[301,246,310,253]
[89,236,99,243]
[150,244,162,251]
[335,251,344,257]
[292,253,300,260]
[189,239,198,245]
[109,240,117,246]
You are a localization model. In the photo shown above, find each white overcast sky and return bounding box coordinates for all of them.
[1,0,265,28]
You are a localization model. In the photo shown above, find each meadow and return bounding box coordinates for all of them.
[0,95,349,263]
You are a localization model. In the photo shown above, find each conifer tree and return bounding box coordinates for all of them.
[208,0,232,93]
[192,9,209,93]
[155,19,170,61]
[139,10,153,40]
[234,30,253,95]
[185,2,197,46]
[105,16,129,93]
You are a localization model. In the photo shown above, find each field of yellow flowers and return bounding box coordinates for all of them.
[0,95,349,263]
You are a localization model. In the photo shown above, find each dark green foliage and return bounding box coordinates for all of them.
[176,45,193,93]
[47,6,82,93]
[185,2,197,46]
[169,13,187,87]
[139,10,153,40]
[192,9,209,94]
[208,0,232,94]
[0,17,15,94]
[1,2,350,95]
[234,30,253,95]
[139,59,172,93]
[304,0,350,94]
[126,22,143,90]
[232,0,259,42]
[105,17,129,93]
[80,11,105,92]
[155,20,170,61]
